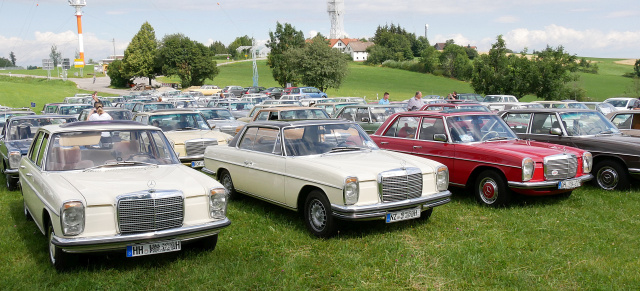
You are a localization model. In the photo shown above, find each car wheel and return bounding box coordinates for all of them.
[48,224,76,271]
[219,170,237,199]
[419,208,433,221]
[594,160,629,190]
[304,190,337,238]
[6,173,17,191]
[23,200,32,221]
[474,170,511,207]
[191,234,218,250]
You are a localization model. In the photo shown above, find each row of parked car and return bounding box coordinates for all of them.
[2,90,640,270]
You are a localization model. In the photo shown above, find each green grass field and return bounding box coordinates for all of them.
[3,65,103,78]
[0,59,639,288]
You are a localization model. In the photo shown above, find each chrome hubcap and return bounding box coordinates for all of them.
[479,178,498,204]
[597,167,618,190]
[222,175,232,195]
[309,200,326,231]
[49,231,56,264]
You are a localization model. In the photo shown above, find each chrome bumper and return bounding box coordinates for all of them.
[52,218,231,253]
[508,174,593,189]
[331,190,451,221]
[4,168,18,175]
[179,154,205,163]
[201,167,216,177]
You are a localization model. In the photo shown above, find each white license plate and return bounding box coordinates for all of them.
[191,160,204,168]
[126,240,181,257]
[386,207,421,223]
[558,178,581,189]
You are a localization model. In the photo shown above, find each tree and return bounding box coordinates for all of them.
[9,52,16,66]
[530,45,579,100]
[292,35,349,92]
[419,46,440,73]
[227,35,253,59]
[157,33,219,88]
[471,35,524,97]
[634,59,640,77]
[0,57,11,67]
[122,22,158,86]
[107,59,131,87]
[365,24,414,64]
[50,45,62,67]
[439,43,473,80]
[266,22,306,87]
[209,41,227,55]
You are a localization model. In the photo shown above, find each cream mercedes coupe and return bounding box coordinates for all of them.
[20,121,230,270]
[203,120,451,238]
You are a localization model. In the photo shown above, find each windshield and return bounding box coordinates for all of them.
[46,129,179,171]
[559,111,620,136]
[6,117,74,140]
[143,103,175,111]
[458,105,491,112]
[197,109,235,120]
[567,103,589,109]
[149,113,211,131]
[108,110,134,121]
[370,107,405,122]
[173,101,197,108]
[59,105,92,115]
[446,114,517,143]
[280,109,329,120]
[218,102,254,111]
[482,96,502,102]
[283,123,378,156]
[605,99,629,108]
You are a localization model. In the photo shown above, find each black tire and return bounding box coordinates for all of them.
[219,170,237,199]
[593,160,629,190]
[48,224,76,271]
[6,173,18,191]
[419,208,433,221]
[303,190,337,238]
[191,234,219,251]
[474,170,511,207]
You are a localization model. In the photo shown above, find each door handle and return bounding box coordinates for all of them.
[413,146,422,149]
[20,166,25,169]
[25,173,32,177]
[380,142,389,145]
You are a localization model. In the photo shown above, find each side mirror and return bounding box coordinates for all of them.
[433,133,447,142]
[361,117,370,122]
[550,128,563,136]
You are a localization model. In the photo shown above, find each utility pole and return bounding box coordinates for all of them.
[112,38,116,58]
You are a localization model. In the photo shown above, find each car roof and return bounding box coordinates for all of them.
[142,108,199,114]
[393,110,497,118]
[43,120,154,133]
[5,114,74,121]
[500,108,596,113]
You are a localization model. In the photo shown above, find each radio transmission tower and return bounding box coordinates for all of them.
[327,0,345,39]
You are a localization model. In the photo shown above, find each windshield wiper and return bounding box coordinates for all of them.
[485,136,510,142]
[596,130,614,136]
[176,127,197,131]
[83,161,157,171]
[327,147,365,153]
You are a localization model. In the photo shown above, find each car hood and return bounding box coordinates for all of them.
[51,165,212,207]
[7,139,33,155]
[209,120,246,127]
[467,139,584,160]
[570,134,640,153]
[164,129,231,145]
[291,149,439,182]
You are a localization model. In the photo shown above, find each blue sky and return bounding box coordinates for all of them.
[1,0,638,66]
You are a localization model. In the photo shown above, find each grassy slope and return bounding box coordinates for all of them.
[0,76,96,110]
[3,65,103,78]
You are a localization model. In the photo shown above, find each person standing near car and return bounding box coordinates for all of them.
[407,91,424,111]
[88,102,113,121]
[379,92,390,105]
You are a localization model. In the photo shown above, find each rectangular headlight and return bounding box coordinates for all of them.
[436,165,449,191]
[522,157,535,181]
[343,177,359,205]
[582,152,592,173]
[8,151,21,169]
[60,201,84,236]
[208,188,227,219]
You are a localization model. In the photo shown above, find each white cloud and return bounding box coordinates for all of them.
[495,16,518,24]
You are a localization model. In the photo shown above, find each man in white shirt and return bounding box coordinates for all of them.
[88,102,113,121]
[407,91,424,111]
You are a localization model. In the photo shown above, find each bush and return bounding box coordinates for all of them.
[381,59,425,73]
[107,60,132,88]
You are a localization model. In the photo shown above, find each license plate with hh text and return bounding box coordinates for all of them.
[126,240,181,257]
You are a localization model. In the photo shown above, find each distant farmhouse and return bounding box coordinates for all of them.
[327,38,374,62]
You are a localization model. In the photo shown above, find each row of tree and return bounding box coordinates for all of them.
[0,52,17,67]
[109,22,218,88]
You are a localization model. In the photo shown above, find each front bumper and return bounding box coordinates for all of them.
[508,174,593,190]
[331,190,451,221]
[52,218,231,253]
[4,168,18,175]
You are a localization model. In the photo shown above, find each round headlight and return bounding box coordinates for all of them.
[583,152,593,173]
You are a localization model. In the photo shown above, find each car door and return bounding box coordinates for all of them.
[374,115,419,154]
[414,117,456,177]
[20,131,50,229]
[521,112,574,146]
[234,126,285,203]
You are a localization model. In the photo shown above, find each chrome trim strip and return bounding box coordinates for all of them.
[52,218,231,252]
[4,169,18,174]
[628,168,640,174]
[508,174,592,189]
[331,190,451,220]
[179,154,205,162]
[235,189,296,210]
[201,167,215,176]
[205,157,343,190]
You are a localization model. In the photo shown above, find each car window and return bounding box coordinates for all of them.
[28,131,45,163]
[418,117,445,141]
[531,113,559,135]
[559,111,620,136]
[446,114,516,142]
[384,116,418,139]
[238,127,280,154]
[255,111,270,121]
[355,108,369,121]
[611,114,632,129]
[340,108,356,121]
[503,113,531,134]
[35,133,49,167]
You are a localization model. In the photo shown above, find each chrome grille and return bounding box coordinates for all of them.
[185,139,218,156]
[378,167,423,203]
[544,153,578,180]
[117,191,184,234]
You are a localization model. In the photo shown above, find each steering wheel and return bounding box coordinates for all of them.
[126,152,153,161]
[481,131,499,141]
